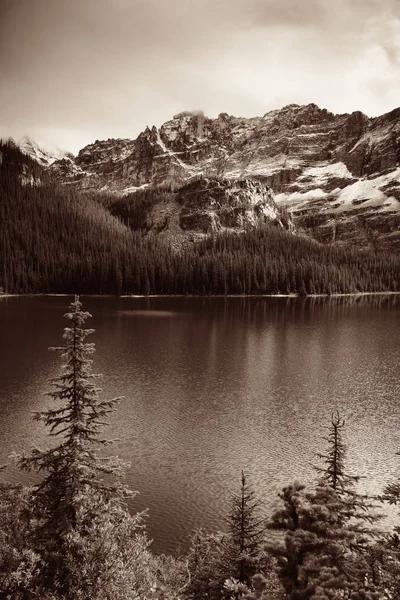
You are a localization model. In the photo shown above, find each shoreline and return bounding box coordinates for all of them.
[1,291,400,299]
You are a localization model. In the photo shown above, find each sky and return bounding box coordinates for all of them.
[0,0,399,154]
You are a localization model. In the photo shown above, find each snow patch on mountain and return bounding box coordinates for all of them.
[156,129,195,175]
[18,136,72,166]
[26,102,400,249]
[275,188,328,207]
[121,183,149,195]
[302,162,353,180]
[336,170,400,212]
[275,169,400,215]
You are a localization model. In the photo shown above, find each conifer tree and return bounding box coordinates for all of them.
[315,412,382,531]
[269,482,382,600]
[18,296,149,599]
[269,414,385,600]
[378,426,400,598]
[219,472,268,590]
[186,528,224,600]
[314,413,387,597]
[315,411,357,492]
[383,455,400,507]
[185,475,270,600]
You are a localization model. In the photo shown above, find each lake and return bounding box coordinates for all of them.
[0,295,399,555]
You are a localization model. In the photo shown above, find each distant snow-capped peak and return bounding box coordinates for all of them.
[18,136,73,166]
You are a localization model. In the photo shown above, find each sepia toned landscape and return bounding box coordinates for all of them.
[0,1,400,598]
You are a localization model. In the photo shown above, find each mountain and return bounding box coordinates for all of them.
[18,136,73,167]
[50,104,400,251]
[103,177,292,252]
[1,140,398,295]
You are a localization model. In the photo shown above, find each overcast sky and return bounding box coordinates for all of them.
[0,0,399,153]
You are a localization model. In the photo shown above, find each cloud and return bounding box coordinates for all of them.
[248,0,329,28]
[0,0,399,152]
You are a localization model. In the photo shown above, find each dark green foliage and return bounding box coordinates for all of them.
[315,412,382,534]
[379,418,400,597]
[315,411,358,492]
[0,480,39,598]
[311,414,385,597]
[369,532,400,598]
[16,296,148,599]
[1,142,399,296]
[101,184,174,231]
[269,482,383,599]
[382,445,400,507]
[185,474,274,600]
[240,572,284,600]
[383,479,400,506]
[220,472,268,588]
[186,528,225,599]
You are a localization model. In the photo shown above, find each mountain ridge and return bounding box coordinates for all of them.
[1,139,399,296]
[16,102,400,250]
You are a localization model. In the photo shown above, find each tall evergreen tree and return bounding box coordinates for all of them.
[315,411,358,492]
[269,414,385,600]
[185,474,270,600]
[219,472,268,590]
[315,411,382,531]
[18,296,149,599]
[378,427,400,598]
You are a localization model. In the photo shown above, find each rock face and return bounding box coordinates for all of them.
[47,103,400,249]
[177,178,283,233]
[146,178,289,246]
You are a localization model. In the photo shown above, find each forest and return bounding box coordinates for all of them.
[1,296,400,599]
[0,141,399,296]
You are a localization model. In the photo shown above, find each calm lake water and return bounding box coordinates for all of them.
[0,295,399,554]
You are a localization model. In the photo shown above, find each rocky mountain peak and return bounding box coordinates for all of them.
[45,102,400,250]
[263,103,335,128]
[18,136,72,166]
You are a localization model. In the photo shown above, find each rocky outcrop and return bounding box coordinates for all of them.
[44,103,400,249]
[177,178,284,232]
[145,178,289,244]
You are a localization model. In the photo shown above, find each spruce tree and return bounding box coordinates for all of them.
[383,454,400,506]
[379,426,400,598]
[315,411,357,492]
[219,472,268,590]
[268,414,385,600]
[186,528,224,600]
[315,411,382,531]
[18,296,149,599]
[269,482,382,600]
[185,474,270,600]
[315,413,387,598]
